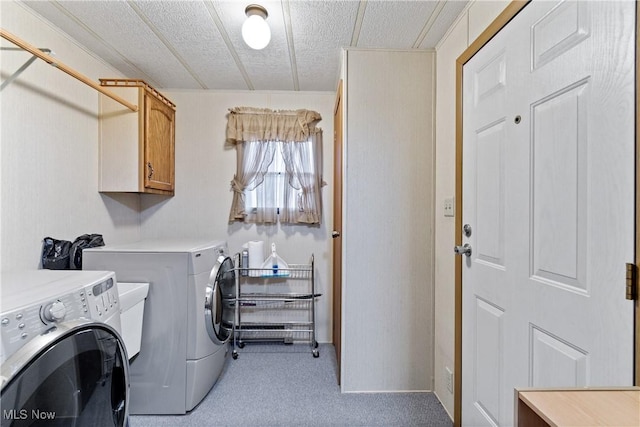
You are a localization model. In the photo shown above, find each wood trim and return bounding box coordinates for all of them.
[456,1,530,66]
[453,2,531,426]
[100,78,176,110]
[332,79,343,385]
[635,0,640,388]
[334,79,343,115]
[454,1,639,425]
[0,28,138,112]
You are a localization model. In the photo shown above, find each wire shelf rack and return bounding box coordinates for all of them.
[232,253,319,358]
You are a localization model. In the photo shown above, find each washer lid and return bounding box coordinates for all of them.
[83,238,226,253]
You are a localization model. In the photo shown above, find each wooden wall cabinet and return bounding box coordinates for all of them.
[98,79,175,195]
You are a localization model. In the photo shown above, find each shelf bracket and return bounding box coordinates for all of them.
[0,28,138,112]
[0,47,51,91]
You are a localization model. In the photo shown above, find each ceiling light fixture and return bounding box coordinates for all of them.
[242,4,271,50]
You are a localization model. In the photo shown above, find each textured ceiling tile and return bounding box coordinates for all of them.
[21,1,149,82]
[135,1,219,43]
[19,0,470,91]
[419,0,468,48]
[52,1,201,88]
[289,1,358,91]
[131,1,247,89]
[216,0,294,91]
[358,1,438,48]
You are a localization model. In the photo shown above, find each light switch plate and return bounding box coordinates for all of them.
[444,197,455,217]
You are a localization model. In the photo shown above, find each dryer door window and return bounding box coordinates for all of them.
[204,256,235,345]
[1,322,128,427]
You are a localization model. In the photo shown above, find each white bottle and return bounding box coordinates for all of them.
[271,243,278,274]
[241,249,249,276]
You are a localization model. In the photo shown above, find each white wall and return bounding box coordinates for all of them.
[0,1,141,271]
[342,49,435,392]
[139,90,335,343]
[433,0,510,418]
[1,1,334,343]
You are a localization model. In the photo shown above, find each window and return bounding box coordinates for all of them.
[227,107,324,225]
[245,144,287,213]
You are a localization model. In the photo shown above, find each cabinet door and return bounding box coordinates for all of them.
[144,92,175,192]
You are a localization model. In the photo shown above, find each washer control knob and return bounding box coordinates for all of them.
[42,301,66,322]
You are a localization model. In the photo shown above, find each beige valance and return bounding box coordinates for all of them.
[226,107,322,143]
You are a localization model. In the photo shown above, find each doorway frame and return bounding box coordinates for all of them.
[453,1,640,426]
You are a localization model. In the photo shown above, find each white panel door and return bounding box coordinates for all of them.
[461,15,513,426]
[462,1,636,426]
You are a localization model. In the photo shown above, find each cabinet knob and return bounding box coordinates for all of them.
[147,162,154,179]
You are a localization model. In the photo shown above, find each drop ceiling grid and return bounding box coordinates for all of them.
[356,1,439,49]
[288,1,358,91]
[418,0,468,48]
[131,1,247,90]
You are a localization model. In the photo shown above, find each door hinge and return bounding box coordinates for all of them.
[625,263,637,300]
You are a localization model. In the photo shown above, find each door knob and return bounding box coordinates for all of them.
[331,231,340,238]
[454,243,472,257]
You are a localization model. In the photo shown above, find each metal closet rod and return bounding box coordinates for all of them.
[1,28,138,112]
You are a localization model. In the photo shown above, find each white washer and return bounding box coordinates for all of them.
[83,239,235,415]
[1,270,129,426]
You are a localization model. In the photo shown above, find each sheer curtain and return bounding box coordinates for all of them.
[228,139,277,222]
[226,107,324,225]
[280,130,323,223]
